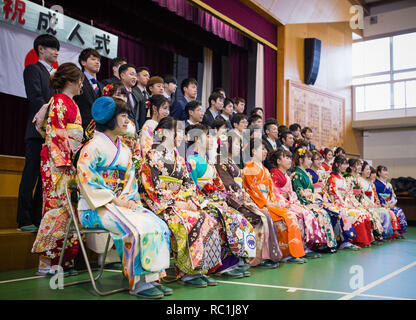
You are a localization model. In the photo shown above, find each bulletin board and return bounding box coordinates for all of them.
[287,80,345,150]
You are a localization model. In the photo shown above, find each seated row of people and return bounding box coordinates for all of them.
[31,63,407,300]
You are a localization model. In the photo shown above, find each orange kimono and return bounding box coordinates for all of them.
[242,161,305,258]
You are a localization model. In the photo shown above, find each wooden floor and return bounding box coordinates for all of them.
[0,227,415,301]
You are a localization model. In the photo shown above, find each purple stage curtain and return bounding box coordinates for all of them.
[228,44,248,101]
[194,0,277,47]
[264,46,277,120]
[0,92,28,156]
[152,0,248,48]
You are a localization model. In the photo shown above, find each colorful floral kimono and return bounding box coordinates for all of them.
[306,168,356,245]
[358,176,399,239]
[215,157,282,266]
[138,119,158,159]
[321,162,332,174]
[326,173,373,247]
[242,161,305,259]
[187,152,256,273]
[345,173,384,241]
[374,178,407,234]
[140,147,222,278]
[119,118,140,156]
[270,168,329,250]
[32,93,83,272]
[77,131,170,291]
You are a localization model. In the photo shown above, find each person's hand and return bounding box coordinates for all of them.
[127,200,137,210]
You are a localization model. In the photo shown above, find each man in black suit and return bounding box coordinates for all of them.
[119,63,147,131]
[202,91,224,128]
[163,74,177,107]
[184,100,204,129]
[132,66,150,105]
[301,127,316,150]
[171,78,198,121]
[262,120,279,170]
[217,97,233,129]
[100,57,127,87]
[17,34,60,232]
[74,48,102,132]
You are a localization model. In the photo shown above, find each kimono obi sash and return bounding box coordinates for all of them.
[66,123,84,152]
[379,193,391,201]
[258,184,269,194]
[353,188,362,196]
[159,175,183,185]
[364,191,372,197]
[234,177,243,188]
[97,165,126,193]
[313,182,323,193]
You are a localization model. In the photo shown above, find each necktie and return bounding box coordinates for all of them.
[90,78,99,95]
[143,90,148,100]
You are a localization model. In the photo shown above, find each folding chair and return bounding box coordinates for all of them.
[57,179,129,296]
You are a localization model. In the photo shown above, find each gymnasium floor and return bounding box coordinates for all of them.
[0,227,415,300]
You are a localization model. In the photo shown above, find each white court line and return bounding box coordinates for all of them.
[338,261,416,300]
[0,275,46,285]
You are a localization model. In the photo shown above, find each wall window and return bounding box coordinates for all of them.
[353,31,416,113]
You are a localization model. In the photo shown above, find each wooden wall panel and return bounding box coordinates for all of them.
[277,21,363,155]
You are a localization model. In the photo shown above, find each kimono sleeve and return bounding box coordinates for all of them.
[140,160,175,214]
[45,98,72,168]
[77,141,115,210]
[291,174,310,205]
[326,175,345,207]
[242,167,267,209]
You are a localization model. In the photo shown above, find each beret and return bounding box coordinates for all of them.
[91,96,116,124]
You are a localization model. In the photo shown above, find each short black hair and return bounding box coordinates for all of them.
[78,48,101,71]
[181,78,198,95]
[163,74,177,84]
[248,114,262,126]
[289,123,301,132]
[280,130,294,142]
[111,57,127,69]
[185,100,202,118]
[250,107,263,117]
[301,126,313,136]
[95,98,130,132]
[263,119,278,133]
[34,34,60,56]
[334,147,346,156]
[231,113,247,128]
[223,98,234,108]
[118,63,136,76]
[213,87,226,97]
[137,66,150,74]
[209,91,224,106]
[211,118,227,131]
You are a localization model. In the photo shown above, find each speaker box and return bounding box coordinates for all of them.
[304,38,321,85]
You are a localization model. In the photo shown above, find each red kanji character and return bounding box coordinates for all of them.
[11,0,26,25]
[2,0,13,20]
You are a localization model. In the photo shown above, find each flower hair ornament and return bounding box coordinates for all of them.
[298,148,306,156]
[154,128,164,142]
[102,84,115,97]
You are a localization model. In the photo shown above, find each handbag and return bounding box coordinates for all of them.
[33,97,54,138]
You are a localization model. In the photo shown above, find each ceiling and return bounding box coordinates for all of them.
[248,0,410,25]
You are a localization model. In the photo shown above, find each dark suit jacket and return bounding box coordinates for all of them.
[217,114,233,130]
[23,62,54,140]
[202,108,218,128]
[100,76,121,87]
[74,76,103,131]
[170,96,188,121]
[129,88,148,132]
[262,135,279,170]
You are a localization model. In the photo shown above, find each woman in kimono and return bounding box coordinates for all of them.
[140,117,222,288]
[32,63,84,276]
[359,161,398,239]
[306,150,356,250]
[242,139,306,264]
[345,159,384,243]
[268,149,328,257]
[374,165,407,237]
[186,124,257,277]
[321,148,333,174]
[326,156,372,248]
[77,96,171,299]
[269,149,335,255]
[137,94,170,161]
[214,136,282,268]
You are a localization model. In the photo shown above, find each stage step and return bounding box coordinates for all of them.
[0,229,38,272]
[0,155,25,197]
[0,196,18,229]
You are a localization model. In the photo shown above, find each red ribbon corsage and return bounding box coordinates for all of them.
[145,100,152,108]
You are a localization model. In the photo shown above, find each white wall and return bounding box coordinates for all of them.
[363,127,416,178]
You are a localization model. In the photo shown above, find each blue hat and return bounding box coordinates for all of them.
[91,96,116,124]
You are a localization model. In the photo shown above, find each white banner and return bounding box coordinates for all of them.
[0,0,118,59]
[0,21,81,98]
